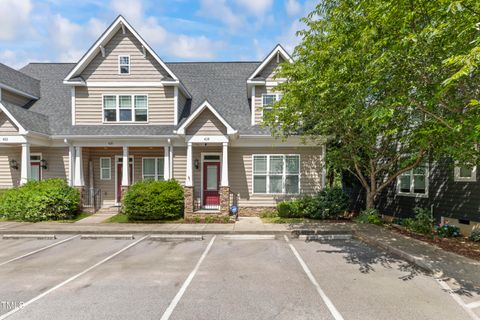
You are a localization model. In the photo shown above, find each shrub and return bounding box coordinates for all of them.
[435,224,461,238]
[355,208,383,225]
[304,187,349,219]
[469,229,480,242]
[277,200,304,218]
[0,179,80,222]
[403,207,434,235]
[123,179,184,221]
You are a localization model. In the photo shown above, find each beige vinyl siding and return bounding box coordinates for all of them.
[0,146,20,188]
[258,56,286,81]
[1,90,31,107]
[0,112,19,135]
[85,147,164,207]
[81,29,170,81]
[229,147,324,207]
[0,147,68,188]
[254,85,280,125]
[185,109,227,136]
[30,147,69,180]
[173,147,187,185]
[75,86,174,125]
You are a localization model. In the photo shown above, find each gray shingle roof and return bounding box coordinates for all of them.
[14,61,273,137]
[1,100,50,134]
[0,63,40,98]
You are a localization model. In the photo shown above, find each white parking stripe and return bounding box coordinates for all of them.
[284,235,345,320]
[435,278,480,320]
[0,235,79,267]
[467,301,480,310]
[160,235,216,320]
[0,235,149,320]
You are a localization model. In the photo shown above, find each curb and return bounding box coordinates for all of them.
[353,231,442,277]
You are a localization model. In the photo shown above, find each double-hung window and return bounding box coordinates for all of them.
[454,165,477,182]
[262,93,282,121]
[253,154,300,194]
[398,163,428,196]
[100,157,111,180]
[103,94,148,122]
[119,55,130,74]
[142,158,164,181]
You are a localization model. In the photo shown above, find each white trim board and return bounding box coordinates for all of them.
[248,44,293,81]
[175,100,237,135]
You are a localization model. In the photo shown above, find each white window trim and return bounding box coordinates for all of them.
[252,154,301,195]
[397,163,429,198]
[261,93,282,120]
[118,55,130,75]
[102,94,149,123]
[100,157,111,180]
[142,157,165,181]
[454,165,477,182]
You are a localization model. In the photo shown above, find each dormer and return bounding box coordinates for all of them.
[247,45,293,126]
[0,63,40,107]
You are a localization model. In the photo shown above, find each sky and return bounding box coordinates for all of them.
[0,0,318,69]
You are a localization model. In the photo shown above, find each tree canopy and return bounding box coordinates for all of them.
[268,0,480,208]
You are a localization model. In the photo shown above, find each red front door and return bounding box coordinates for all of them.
[117,162,133,203]
[203,162,220,208]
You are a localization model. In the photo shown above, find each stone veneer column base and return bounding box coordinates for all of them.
[184,186,194,217]
[75,186,85,209]
[120,186,129,202]
[219,186,230,216]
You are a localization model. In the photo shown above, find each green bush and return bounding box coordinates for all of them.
[435,224,461,238]
[0,179,80,222]
[355,208,383,225]
[123,179,184,221]
[304,187,349,219]
[469,229,480,242]
[277,200,305,218]
[403,207,434,235]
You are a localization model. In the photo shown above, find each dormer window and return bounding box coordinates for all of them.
[262,93,282,120]
[119,55,130,74]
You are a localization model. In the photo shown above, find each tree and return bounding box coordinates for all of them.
[267,0,480,209]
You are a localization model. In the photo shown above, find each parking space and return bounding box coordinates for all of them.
[0,234,477,320]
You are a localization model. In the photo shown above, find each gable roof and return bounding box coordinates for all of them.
[176,100,237,135]
[63,15,178,83]
[247,44,293,81]
[0,63,40,99]
[0,101,50,135]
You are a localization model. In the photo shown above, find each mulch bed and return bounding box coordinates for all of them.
[387,225,480,261]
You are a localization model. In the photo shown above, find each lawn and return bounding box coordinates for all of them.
[106,213,184,224]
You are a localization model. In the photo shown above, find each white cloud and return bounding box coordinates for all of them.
[278,19,303,53]
[285,0,301,16]
[235,0,273,16]
[170,35,218,59]
[198,0,243,30]
[0,0,33,40]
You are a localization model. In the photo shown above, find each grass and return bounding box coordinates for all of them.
[105,213,184,224]
[261,216,311,224]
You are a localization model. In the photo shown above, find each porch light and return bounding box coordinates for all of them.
[40,159,48,170]
[9,159,18,170]
[194,159,199,170]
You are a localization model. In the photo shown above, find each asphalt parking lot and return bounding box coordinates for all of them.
[0,234,477,320]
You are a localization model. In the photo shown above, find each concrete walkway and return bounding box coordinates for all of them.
[74,212,117,224]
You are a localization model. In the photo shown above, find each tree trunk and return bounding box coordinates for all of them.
[366,191,375,210]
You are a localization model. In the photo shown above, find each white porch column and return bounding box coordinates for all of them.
[68,145,74,186]
[221,142,229,186]
[20,143,30,185]
[186,142,193,187]
[73,146,84,187]
[122,146,129,186]
[164,145,171,180]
